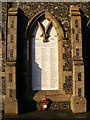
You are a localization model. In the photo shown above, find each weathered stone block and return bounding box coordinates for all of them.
[5,98,18,115]
[71,96,86,113]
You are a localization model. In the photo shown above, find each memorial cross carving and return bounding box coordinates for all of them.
[38,21,52,42]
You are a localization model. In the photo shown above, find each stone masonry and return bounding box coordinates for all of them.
[1,2,90,114]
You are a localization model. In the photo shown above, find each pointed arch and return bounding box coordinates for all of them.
[25,10,64,41]
[25,10,65,92]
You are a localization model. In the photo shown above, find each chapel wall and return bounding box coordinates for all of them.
[1,2,90,113]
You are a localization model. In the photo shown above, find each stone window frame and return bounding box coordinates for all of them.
[25,10,65,92]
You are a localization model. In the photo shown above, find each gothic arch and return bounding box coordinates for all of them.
[25,10,65,92]
[25,10,64,41]
[25,10,64,59]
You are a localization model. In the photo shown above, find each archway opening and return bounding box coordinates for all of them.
[31,18,58,90]
[25,10,65,111]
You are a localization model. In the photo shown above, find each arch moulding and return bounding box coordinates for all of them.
[25,10,65,101]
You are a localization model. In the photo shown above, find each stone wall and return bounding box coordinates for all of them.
[37,101,70,110]
[2,2,90,112]
[11,2,90,94]
[2,2,7,112]
[16,2,89,38]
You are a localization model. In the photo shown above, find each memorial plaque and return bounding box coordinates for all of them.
[32,19,58,90]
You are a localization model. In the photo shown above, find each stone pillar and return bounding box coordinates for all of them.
[4,8,18,115]
[70,6,86,113]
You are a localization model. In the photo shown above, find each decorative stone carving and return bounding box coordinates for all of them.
[38,21,52,42]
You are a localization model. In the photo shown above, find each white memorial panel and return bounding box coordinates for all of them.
[32,19,58,90]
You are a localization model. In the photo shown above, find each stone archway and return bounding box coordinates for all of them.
[25,10,65,105]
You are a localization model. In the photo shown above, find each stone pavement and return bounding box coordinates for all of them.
[2,110,90,120]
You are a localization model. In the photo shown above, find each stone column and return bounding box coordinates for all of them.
[5,8,18,115]
[70,6,86,113]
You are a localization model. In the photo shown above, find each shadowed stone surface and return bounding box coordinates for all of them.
[1,2,90,114]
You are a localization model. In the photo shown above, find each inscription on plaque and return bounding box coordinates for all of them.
[32,19,58,90]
